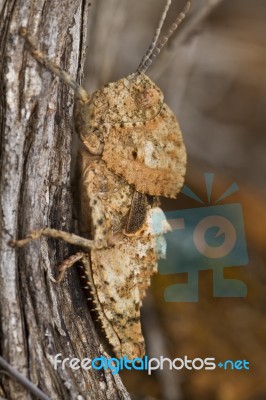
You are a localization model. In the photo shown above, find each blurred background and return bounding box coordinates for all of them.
[83,1,266,399]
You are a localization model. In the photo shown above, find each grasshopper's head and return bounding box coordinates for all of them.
[94,73,163,124]
[74,73,163,156]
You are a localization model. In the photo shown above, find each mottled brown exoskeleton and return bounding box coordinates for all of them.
[10,0,189,359]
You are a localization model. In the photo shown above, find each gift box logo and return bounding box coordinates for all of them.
[154,173,249,302]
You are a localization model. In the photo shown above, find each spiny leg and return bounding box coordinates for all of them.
[8,228,94,250]
[19,27,90,104]
[56,251,86,283]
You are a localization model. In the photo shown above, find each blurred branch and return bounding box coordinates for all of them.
[143,294,182,400]
[176,0,226,45]
[153,0,226,78]
[0,357,51,400]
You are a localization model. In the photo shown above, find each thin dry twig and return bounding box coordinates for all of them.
[0,356,51,400]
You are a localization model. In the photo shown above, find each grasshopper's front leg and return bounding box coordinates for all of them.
[19,27,90,104]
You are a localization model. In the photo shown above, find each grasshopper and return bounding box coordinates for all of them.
[10,0,189,359]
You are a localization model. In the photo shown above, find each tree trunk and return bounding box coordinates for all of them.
[0,0,130,399]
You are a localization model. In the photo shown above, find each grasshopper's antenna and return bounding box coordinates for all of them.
[137,0,172,74]
[19,27,90,104]
[137,1,191,75]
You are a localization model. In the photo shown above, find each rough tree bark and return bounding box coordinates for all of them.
[0,0,130,399]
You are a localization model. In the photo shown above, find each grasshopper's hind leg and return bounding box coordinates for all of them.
[56,252,86,283]
[9,229,93,282]
[19,27,90,104]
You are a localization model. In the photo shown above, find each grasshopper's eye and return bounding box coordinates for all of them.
[84,130,104,155]
[135,88,159,109]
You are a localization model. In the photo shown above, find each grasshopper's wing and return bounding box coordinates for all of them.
[126,191,148,234]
